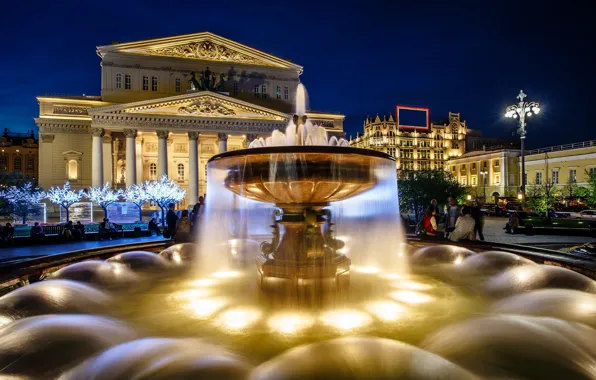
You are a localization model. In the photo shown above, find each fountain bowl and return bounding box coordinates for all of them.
[209,146,394,205]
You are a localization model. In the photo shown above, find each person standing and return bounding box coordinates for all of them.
[444,196,461,237]
[166,203,178,240]
[471,204,485,241]
[175,210,192,243]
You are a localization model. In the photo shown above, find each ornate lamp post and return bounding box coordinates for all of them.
[480,170,488,202]
[505,90,540,197]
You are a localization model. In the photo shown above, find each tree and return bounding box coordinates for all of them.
[0,183,45,224]
[45,181,84,222]
[581,170,596,208]
[0,171,38,221]
[85,183,122,219]
[525,180,561,216]
[143,175,186,224]
[397,170,466,221]
[122,183,150,222]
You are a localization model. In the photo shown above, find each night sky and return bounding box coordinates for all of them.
[1,0,593,148]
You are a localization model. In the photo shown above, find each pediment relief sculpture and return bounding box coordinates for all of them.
[140,41,273,67]
[178,101,236,116]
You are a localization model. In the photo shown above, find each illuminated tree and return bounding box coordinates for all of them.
[45,181,84,222]
[123,183,150,222]
[143,175,186,224]
[85,183,122,219]
[0,182,45,224]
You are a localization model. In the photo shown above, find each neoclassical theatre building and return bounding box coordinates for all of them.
[36,32,344,207]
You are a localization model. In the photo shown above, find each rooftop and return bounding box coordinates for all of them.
[526,140,596,155]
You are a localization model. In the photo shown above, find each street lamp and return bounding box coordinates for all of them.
[505,90,540,197]
[480,170,488,202]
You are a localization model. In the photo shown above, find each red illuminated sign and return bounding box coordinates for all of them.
[396,105,430,130]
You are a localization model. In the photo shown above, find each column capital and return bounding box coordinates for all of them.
[40,134,55,143]
[156,130,169,139]
[123,129,137,138]
[217,132,228,142]
[102,134,113,143]
[90,127,104,137]
[188,132,201,141]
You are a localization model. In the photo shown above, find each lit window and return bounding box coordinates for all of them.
[13,156,22,172]
[536,172,542,185]
[590,168,596,176]
[0,156,7,170]
[175,78,181,93]
[124,74,132,90]
[276,86,281,99]
[261,84,267,99]
[254,85,259,98]
[552,170,559,184]
[570,169,577,183]
[494,174,501,185]
[152,76,158,91]
[177,163,185,181]
[233,82,238,96]
[142,75,149,91]
[116,73,122,89]
[471,176,477,186]
[461,177,467,186]
[68,160,78,180]
[149,163,157,180]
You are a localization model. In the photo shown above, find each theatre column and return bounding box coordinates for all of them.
[188,132,200,205]
[217,132,228,154]
[91,128,104,187]
[156,130,169,177]
[102,133,113,185]
[124,129,137,185]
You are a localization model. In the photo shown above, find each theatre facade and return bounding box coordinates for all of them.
[35,32,344,207]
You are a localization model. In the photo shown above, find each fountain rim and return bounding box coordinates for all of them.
[208,146,396,163]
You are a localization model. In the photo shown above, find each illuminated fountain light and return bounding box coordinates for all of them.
[0,315,13,327]
[187,279,218,288]
[172,252,182,264]
[186,297,228,319]
[392,281,433,291]
[350,265,380,275]
[211,270,242,279]
[365,301,407,322]
[453,256,464,265]
[380,273,404,280]
[172,288,213,301]
[268,312,315,335]
[320,309,373,331]
[390,291,435,305]
[215,307,262,332]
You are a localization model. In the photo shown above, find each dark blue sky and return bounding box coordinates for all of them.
[1,0,593,148]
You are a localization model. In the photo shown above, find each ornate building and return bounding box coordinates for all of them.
[349,112,467,172]
[35,32,344,208]
[0,129,39,181]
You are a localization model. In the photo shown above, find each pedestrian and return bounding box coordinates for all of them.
[2,223,15,244]
[175,210,192,243]
[506,212,520,234]
[148,217,161,236]
[75,221,86,239]
[421,206,438,237]
[444,196,462,237]
[191,202,201,229]
[62,221,76,240]
[165,203,178,240]
[471,204,485,241]
[430,199,440,216]
[448,206,476,242]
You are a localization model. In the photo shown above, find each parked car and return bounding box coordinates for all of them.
[504,203,523,216]
[480,204,502,216]
[519,213,596,235]
[568,210,596,219]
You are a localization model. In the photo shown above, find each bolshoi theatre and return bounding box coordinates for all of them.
[35,32,345,207]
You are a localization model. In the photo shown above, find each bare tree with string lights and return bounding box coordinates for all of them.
[45,181,85,223]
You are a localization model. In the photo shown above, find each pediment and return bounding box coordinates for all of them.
[97,32,302,72]
[62,150,83,156]
[89,92,290,122]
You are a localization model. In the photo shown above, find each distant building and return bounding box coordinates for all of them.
[0,129,39,181]
[349,112,467,172]
[465,129,520,152]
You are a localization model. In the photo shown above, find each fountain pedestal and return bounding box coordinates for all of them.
[257,205,350,294]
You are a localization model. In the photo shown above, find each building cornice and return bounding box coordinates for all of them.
[34,118,91,134]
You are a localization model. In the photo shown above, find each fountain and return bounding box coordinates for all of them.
[1,84,596,379]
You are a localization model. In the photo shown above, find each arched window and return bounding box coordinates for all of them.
[0,156,7,170]
[26,156,34,171]
[151,76,158,91]
[149,163,157,179]
[115,73,122,89]
[142,75,149,91]
[177,163,185,181]
[68,160,78,180]
[124,74,132,90]
[175,78,181,93]
[13,156,22,172]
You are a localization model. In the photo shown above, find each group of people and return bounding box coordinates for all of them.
[162,195,205,243]
[419,196,485,242]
